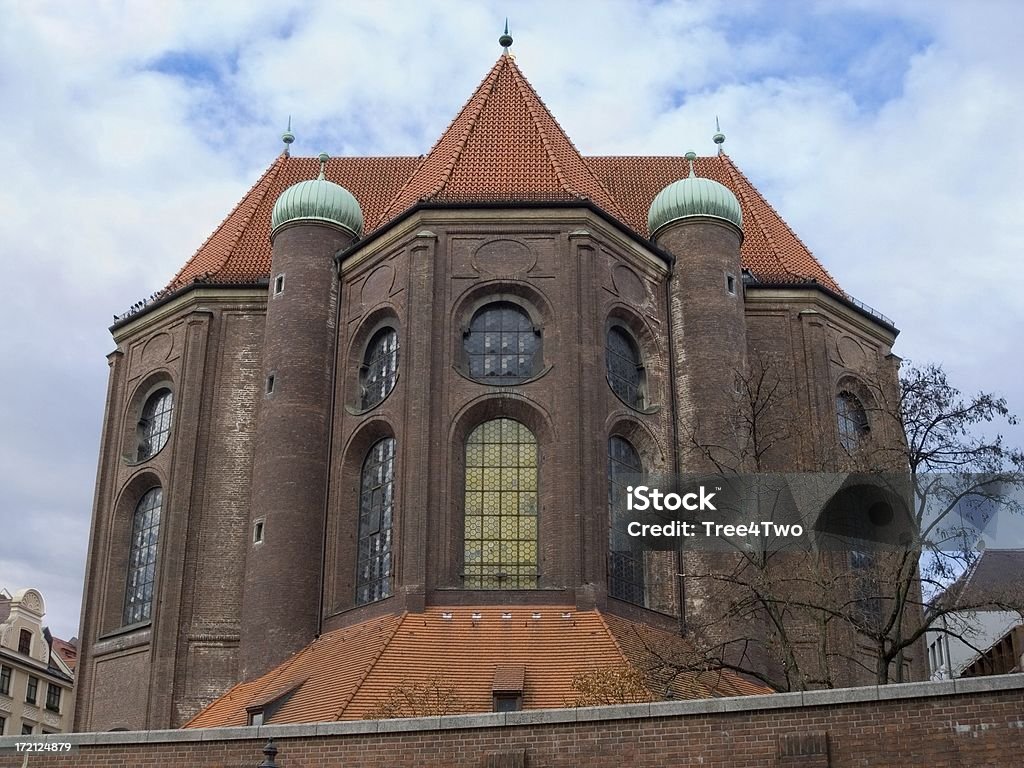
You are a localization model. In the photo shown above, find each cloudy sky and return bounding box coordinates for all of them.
[1,0,1022,640]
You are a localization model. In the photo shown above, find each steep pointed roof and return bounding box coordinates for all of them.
[373,52,628,228]
[140,56,851,314]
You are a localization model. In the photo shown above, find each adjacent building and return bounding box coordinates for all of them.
[0,589,75,735]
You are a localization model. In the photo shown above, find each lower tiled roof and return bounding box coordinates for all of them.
[184,605,773,728]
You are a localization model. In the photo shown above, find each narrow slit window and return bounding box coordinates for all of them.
[273,274,285,295]
[266,374,276,395]
[726,273,737,295]
[253,521,264,544]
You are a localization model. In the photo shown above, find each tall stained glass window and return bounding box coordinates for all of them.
[356,438,396,604]
[463,419,538,588]
[608,436,645,605]
[124,487,162,625]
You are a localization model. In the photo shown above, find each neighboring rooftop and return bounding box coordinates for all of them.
[158,51,841,300]
[186,606,771,728]
[938,549,1024,611]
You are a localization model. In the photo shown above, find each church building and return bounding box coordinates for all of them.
[75,34,902,730]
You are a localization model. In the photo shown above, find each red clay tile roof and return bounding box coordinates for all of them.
[587,154,840,292]
[185,612,404,728]
[184,606,772,728]
[50,636,77,672]
[166,155,420,292]
[373,53,628,228]
[937,549,1024,611]
[162,53,841,297]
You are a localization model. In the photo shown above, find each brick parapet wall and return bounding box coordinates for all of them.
[2,674,1021,766]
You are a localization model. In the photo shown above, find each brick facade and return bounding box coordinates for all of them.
[75,47,914,733]
[10,676,1024,767]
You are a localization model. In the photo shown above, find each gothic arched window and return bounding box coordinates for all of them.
[608,436,645,605]
[464,303,539,383]
[463,419,538,588]
[137,389,173,461]
[124,487,162,625]
[836,391,869,451]
[356,438,396,604]
[360,327,399,409]
[606,327,644,408]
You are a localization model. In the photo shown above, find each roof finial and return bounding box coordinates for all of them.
[317,151,329,180]
[281,116,295,156]
[713,116,726,155]
[685,150,697,178]
[498,18,513,52]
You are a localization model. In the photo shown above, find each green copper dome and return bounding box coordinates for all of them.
[647,153,743,237]
[271,154,363,237]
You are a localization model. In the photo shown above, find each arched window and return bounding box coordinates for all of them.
[836,391,869,451]
[464,303,539,383]
[608,436,645,605]
[137,389,173,461]
[356,438,396,604]
[361,328,399,409]
[464,419,538,588]
[124,487,162,625]
[606,327,644,408]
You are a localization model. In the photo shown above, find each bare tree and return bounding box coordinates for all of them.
[567,665,653,706]
[364,676,463,720]
[677,361,1024,690]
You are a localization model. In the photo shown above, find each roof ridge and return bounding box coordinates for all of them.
[717,153,797,284]
[505,57,628,219]
[719,153,842,293]
[594,610,660,700]
[372,57,505,229]
[333,611,407,721]
[164,154,286,293]
[506,59,574,197]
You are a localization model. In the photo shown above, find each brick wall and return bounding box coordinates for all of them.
[5,675,1021,767]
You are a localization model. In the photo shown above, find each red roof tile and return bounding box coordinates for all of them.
[166,155,420,292]
[160,54,842,299]
[185,606,772,728]
[373,53,627,228]
[50,636,77,673]
[587,154,841,292]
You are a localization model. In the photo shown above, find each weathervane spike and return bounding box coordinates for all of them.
[712,116,726,155]
[317,152,329,180]
[281,116,295,156]
[498,19,513,52]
